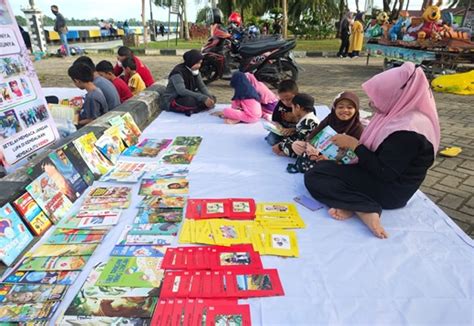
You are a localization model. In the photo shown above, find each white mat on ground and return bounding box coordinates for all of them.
[144,107,473,325]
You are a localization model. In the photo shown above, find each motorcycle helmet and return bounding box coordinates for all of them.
[207,8,223,25]
[228,12,242,27]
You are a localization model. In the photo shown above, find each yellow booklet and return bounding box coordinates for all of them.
[261,229,299,257]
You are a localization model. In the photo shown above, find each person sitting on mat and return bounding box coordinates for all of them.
[273,93,319,157]
[304,62,440,239]
[265,80,299,146]
[161,49,216,116]
[290,91,364,173]
[244,73,279,115]
[212,71,263,124]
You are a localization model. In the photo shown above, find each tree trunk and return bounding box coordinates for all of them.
[383,0,391,12]
[282,0,288,38]
[355,0,360,12]
[405,0,410,10]
[142,0,148,46]
[421,0,430,10]
[182,0,190,40]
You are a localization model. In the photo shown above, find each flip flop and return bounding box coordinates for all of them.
[286,163,299,174]
[439,146,462,157]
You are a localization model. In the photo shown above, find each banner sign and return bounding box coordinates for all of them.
[0,0,59,172]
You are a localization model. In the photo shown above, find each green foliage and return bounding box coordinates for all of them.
[15,15,27,26]
[196,6,210,24]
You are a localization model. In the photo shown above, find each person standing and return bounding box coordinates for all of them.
[51,5,70,57]
[159,24,165,37]
[273,19,282,35]
[337,12,353,58]
[348,12,364,58]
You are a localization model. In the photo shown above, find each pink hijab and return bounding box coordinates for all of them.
[245,73,278,104]
[360,62,440,155]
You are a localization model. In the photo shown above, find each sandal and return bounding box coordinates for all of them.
[439,146,462,157]
[286,163,299,174]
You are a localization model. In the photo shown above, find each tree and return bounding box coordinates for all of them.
[15,15,27,26]
[196,6,210,24]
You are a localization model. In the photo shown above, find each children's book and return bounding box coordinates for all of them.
[49,148,89,197]
[122,112,142,138]
[172,136,202,148]
[205,304,251,326]
[109,114,140,147]
[160,146,196,165]
[64,295,157,318]
[129,222,179,236]
[134,208,183,224]
[0,283,67,304]
[73,132,113,176]
[227,269,284,298]
[81,186,132,210]
[3,271,80,285]
[13,192,52,236]
[62,142,95,185]
[59,316,151,325]
[95,125,126,164]
[45,229,106,244]
[138,196,186,209]
[100,169,145,183]
[138,178,189,196]
[57,214,120,229]
[122,138,172,158]
[17,256,90,271]
[186,198,256,220]
[253,229,299,257]
[25,172,73,224]
[111,245,167,257]
[0,301,60,322]
[0,203,34,266]
[116,226,174,246]
[309,125,358,164]
[27,244,98,257]
[262,120,283,136]
[144,165,189,179]
[96,257,164,288]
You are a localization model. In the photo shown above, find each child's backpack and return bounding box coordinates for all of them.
[168,99,208,117]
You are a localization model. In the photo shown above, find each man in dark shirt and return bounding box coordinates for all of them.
[67,63,108,127]
[51,5,70,56]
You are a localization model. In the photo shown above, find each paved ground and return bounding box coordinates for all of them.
[33,55,474,237]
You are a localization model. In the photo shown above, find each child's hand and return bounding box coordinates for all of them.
[305,144,320,157]
[280,128,295,136]
[205,97,215,108]
[292,141,306,156]
[331,134,359,150]
[272,144,285,156]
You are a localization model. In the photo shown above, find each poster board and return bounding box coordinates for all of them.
[0,0,59,173]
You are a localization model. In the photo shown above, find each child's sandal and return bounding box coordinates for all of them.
[439,146,462,157]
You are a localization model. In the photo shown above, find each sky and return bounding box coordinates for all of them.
[11,0,428,23]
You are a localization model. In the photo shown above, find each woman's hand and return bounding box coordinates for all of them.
[291,141,306,156]
[280,128,296,137]
[205,97,215,108]
[331,134,359,151]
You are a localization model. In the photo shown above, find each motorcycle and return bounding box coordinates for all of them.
[200,25,299,88]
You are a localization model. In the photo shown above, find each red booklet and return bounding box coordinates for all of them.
[226,269,285,298]
[185,198,256,220]
[206,304,251,326]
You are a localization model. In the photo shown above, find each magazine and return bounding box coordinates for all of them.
[72,132,113,176]
[309,125,358,164]
[62,143,95,185]
[95,125,126,164]
[0,203,34,266]
[122,138,172,158]
[13,192,52,236]
[3,271,80,285]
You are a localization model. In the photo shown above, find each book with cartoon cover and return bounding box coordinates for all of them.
[122,138,172,158]
[0,283,67,304]
[0,301,60,322]
[25,172,73,224]
[95,125,126,164]
[129,223,179,236]
[59,316,151,325]
[58,214,120,229]
[160,146,196,164]
[138,196,186,209]
[172,136,202,148]
[62,143,95,185]
[73,132,113,176]
[138,178,189,196]
[13,192,52,236]
[116,226,174,246]
[27,244,98,257]
[134,208,183,224]
[261,120,283,136]
[109,113,141,146]
[96,257,164,288]
[49,148,89,195]
[17,256,90,271]
[3,271,79,285]
[45,229,106,244]
[0,203,34,266]
[309,125,358,164]
[144,165,189,179]
[100,169,145,183]
[111,245,166,257]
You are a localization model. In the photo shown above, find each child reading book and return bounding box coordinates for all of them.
[67,63,108,127]
[96,60,133,103]
[272,93,319,157]
[265,80,299,145]
[245,73,279,114]
[123,57,146,96]
[289,91,364,172]
[213,72,262,124]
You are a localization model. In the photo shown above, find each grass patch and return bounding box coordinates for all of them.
[135,38,340,52]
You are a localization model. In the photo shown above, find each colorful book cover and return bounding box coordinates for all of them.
[58,214,120,229]
[160,146,195,164]
[25,172,73,224]
[13,192,52,236]
[0,203,33,266]
[0,283,67,304]
[172,136,202,148]
[111,245,166,257]
[95,125,126,164]
[73,132,113,176]
[116,226,174,246]
[129,223,179,236]
[96,257,164,288]
[3,271,79,285]
[144,165,189,179]
[59,316,151,325]
[109,115,138,147]
[100,170,145,183]
[138,196,186,209]
[45,230,106,244]
[62,143,95,185]
[0,301,60,322]
[262,120,283,136]
[134,208,183,224]
[122,112,142,138]
[17,256,90,271]
[64,295,156,318]
[27,244,98,257]
[138,178,189,196]
[49,148,89,196]
[122,138,172,158]
[309,125,358,164]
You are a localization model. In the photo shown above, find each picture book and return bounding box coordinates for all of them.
[138,178,189,196]
[96,257,164,288]
[49,148,89,197]
[186,198,256,220]
[122,112,142,138]
[3,271,80,285]
[116,226,174,246]
[109,114,140,147]
[100,169,145,183]
[76,209,122,219]
[0,283,67,304]
[262,120,283,136]
[25,172,73,224]
[111,245,167,257]
[27,244,98,257]
[172,136,202,148]
[48,103,79,123]
[253,229,299,257]
[122,138,172,158]
[129,222,179,236]
[73,132,113,176]
[0,203,34,266]
[45,229,106,244]
[57,214,120,229]
[228,269,284,298]
[160,146,196,165]
[144,165,189,179]
[134,208,183,224]
[209,220,249,246]
[13,192,52,236]
[64,295,157,318]
[309,125,358,164]
[17,256,90,271]
[138,196,186,209]
[62,143,95,185]
[95,125,126,164]
[59,316,151,326]
[81,186,132,210]
[0,301,60,322]
[205,304,251,326]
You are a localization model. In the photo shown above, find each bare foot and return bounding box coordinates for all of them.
[356,211,389,239]
[328,208,354,220]
[224,118,240,124]
[210,111,224,118]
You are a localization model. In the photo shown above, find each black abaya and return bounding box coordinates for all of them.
[304,131,434,215]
